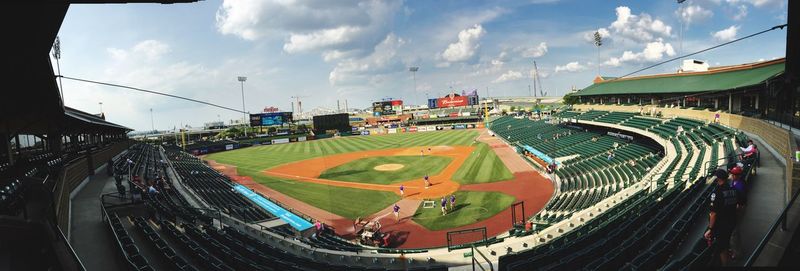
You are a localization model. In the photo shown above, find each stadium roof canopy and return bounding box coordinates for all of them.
[573,58,785,96]
[64,106,132,134]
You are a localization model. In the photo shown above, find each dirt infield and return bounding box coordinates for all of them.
[374,164,405,171]
[262,146,474,200]
[205,129,554,248]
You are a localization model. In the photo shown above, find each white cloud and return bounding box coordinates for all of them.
[132,40,170,61]
[555,61,588,73]
[216,0,401,55]
[746,0,786,8]
[107,40,170,62]
[712,25,740,42]
[732,4,748,20]
[678,5,713,25]
[441,24,486,63]
[725,0,785,9]
[520,42,548,58]
[604,40,676,66]
[329,33,405,86]
[492,70,523,83]
[609,6,672,43]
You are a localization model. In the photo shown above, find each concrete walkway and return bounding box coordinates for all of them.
[69,172,128,270]
[732,136,787,265]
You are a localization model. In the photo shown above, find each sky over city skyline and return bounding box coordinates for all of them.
[52,0,788,131]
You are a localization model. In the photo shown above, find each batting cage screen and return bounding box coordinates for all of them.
[446,227,487,252]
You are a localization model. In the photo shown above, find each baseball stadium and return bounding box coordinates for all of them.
[3,1,800,271]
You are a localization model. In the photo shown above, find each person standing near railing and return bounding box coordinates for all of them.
[705,169,740,266]
[728,165,746,260]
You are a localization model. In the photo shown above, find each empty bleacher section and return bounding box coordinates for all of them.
[164,147,273,223]
[490,115,662,225]
[493,107,766,270]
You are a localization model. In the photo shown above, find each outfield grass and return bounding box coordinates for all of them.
[411,191,516,231]
[207,130,479,174]
[452,143,515,185]
[239,167,401,220]
[319,156,452,184]
[206,130,488,219]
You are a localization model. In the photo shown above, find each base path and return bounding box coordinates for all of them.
[476,129,535,173]
[262,146,474,200]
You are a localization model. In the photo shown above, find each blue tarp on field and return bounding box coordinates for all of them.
[232,184,313,231]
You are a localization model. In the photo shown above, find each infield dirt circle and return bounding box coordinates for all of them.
[373,163,405,171]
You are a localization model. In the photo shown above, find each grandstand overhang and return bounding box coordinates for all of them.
[64,107,132,134]
[573,58,785,98]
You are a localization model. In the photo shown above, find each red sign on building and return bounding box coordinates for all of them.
[437,96,469,108]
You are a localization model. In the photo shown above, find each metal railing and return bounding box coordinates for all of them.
[471,244,494,271]
[55,224,86,271]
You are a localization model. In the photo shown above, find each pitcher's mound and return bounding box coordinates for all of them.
[374,164,405,171]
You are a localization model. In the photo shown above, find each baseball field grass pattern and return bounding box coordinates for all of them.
[206,130,515,226]
[319,156,452,184]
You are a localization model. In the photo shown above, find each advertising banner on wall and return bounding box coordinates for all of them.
[387,128,397,134]
[437,96,469,108]
[225,144,234,150]
[272,138,290,144]
[428,98,438,109]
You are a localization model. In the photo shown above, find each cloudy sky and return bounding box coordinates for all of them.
[52,0,788,131]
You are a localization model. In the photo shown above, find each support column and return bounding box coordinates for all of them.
[755,95,760,109]
[715,98,719,109]
[728,93,733,112]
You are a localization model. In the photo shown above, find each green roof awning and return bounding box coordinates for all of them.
[573,60,784,96]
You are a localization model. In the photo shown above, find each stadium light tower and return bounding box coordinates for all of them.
[409,67,419,106]
[678,0,686,69]
[150,108,155,134]
[238,76,248,137]
[594,30,603,76]
[52,36,64,110]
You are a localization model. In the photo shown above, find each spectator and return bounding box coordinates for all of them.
[607,150,614,161]
[106,159,114,176]
[147,184,159,197]
[727,165,746,259]
[704,169,740,266]
[739,140,756,158]
[676,125,684,136]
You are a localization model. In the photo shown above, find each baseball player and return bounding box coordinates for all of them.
[449,194,456,210]
[393,204,400,221]
[399,184,404,197]
[424,174,430,189]
[441,197,447,215]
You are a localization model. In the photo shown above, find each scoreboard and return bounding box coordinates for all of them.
[250,112,293,126]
